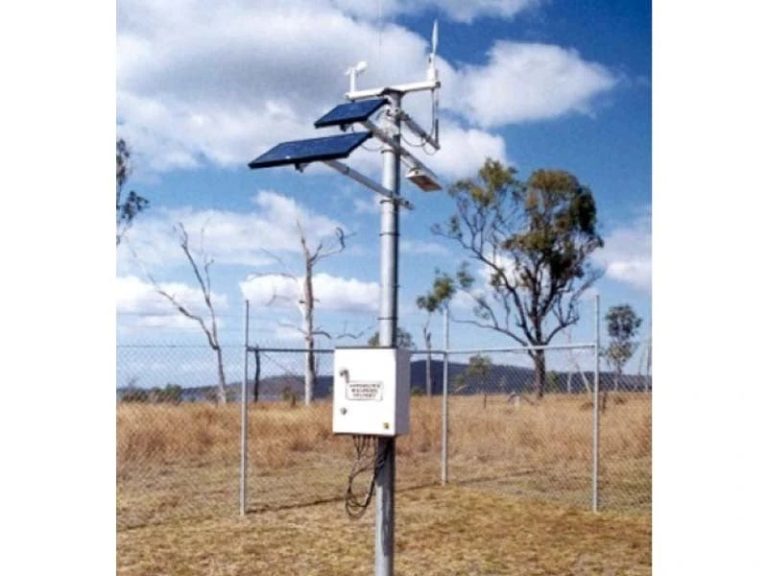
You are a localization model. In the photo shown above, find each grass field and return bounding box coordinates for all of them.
[117,393,651,574]
[118,486,651,576]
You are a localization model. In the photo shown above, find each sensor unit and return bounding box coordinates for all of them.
[406,167,442,192]
[332,347,410,436]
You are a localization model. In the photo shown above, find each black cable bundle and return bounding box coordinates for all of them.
[344,435,391,519]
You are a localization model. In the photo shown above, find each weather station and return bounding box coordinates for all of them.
[248,22,443,576]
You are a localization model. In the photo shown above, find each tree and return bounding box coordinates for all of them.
[416,271,456,397]
[258,221,347,405]
[368,327,415,349]
[150,223,228,405]
[296,222,346,405]
[434,159,603,399]
[116,139,148,245]
[603,304,642,391]
[454,354,494,406]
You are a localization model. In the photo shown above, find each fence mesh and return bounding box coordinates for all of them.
[597,367,652,511]
[444,348,650,512]
[116,342,651,531]
[116,345,244,529]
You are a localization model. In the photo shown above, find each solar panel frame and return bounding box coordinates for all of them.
[248,132,373,169]
[314,98,388,128]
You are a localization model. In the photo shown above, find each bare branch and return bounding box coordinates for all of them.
[336,323,369,341]
[144,222,228,404]
[278,320,306,335]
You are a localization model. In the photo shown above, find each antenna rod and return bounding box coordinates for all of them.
[429,20,440,147]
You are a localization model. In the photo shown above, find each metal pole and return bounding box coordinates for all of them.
[441,305,449,485]
[592,293,600,512]
[375,92,401,576]
[644,334,651,394]
[240,300,250,517]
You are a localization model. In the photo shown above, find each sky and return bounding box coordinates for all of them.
[115,0,652,378]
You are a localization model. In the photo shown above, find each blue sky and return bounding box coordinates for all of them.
[116,0,652,372]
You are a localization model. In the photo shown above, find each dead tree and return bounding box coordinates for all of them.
[297,222,347,404]
[151,223,227,405]
[259,222,346,405]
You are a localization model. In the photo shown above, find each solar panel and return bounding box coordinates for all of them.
[314,98,388,128]
[248,132,372,170]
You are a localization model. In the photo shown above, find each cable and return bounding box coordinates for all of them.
[400,131,426,148]
[349,122,384,153]
[344,435,390,518]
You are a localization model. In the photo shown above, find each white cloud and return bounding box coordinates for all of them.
[118,190,345,273]
[595,212,652,293]
[116,274,228,329]
[118,0,431,174]
[238,274,300,308]
[117,2,615,177]
[240,272,379,313]
[414,120,510,180]
[272,323,306,344]
[314,274,380,311]
[330,0,540,23]
[353,194,382,215]
[452,42,618,128]
[426,0,540,23]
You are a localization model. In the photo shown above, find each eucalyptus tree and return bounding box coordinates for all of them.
[604,304,643,391]
[116,139,148,245]
[434,159,603,398]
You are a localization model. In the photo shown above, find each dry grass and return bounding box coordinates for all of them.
[117,394,651,573]
[118,393,650,532]
[118,394,650,469]
[118,485,651,576]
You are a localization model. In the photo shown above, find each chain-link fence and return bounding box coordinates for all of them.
[595,364,652,511]
[443,347,651,512]
[116,345,245,529]
[117,341,651,530]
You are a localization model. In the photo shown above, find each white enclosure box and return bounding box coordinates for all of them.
[332,347,410,436]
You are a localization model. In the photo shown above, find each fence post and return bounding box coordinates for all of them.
[253,346,260,403]
[441,305,450,485]
[644,336,651,394]
[592,293,600,512]
[240,300,250,517]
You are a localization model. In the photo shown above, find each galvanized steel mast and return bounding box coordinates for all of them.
[375,91,401,576]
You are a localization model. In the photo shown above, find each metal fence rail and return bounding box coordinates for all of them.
[116,340,651,530]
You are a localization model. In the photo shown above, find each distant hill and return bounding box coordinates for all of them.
[117,358,650,403]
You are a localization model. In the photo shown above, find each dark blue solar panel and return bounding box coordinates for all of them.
[248,132,372,169]
[314,98,388,128]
